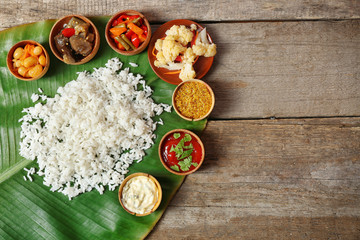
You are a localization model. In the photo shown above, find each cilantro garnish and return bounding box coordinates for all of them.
[170,145,175,153]
[179,149,192,160]
[178,159,190,172]
[183,143,193,149]
[184,133,191,142]
[169,132,197,172]
[170,165,180,172]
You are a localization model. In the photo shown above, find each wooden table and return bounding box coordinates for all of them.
[1,1,359,239]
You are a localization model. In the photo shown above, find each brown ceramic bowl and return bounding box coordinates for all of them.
[7,40,50,81]
[148,19,214,85]
[172,79,215,121]
[105,10,151,56]
[118,172,162,216]
[158,129,205,176]
[49,15,100,65]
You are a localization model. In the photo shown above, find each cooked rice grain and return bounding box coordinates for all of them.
[19,58,170,200]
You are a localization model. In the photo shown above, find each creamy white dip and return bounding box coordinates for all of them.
[121,176,158,214]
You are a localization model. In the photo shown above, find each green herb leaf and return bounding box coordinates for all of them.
[178,157,193,171]
[183,143,193,149]
[170,145,175,153]
[184,133,192,142]
[170,165,180,172]
[178,160,190,172]
[178,149,193,160]
[192,162,198,167]
[177,138,185,148]
[183,157,192,166]
[174,147,183,159]
[173,137,186,158]
[173,133,181,139]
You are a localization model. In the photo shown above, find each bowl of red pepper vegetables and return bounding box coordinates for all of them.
[105,10,151,56]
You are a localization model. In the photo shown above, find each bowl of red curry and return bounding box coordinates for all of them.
[159,129,205,175]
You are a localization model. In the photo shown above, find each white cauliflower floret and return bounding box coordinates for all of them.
[154,38,187,67]
[183,48,197,64]
[190,24,197,31]
[154,51,166,67]
[179,63,196,81]
[162,38,187,62]
[205,43,217,57]
[192,44,206,56]
[153,24,217,82]
[165,25,194,46]
[154,39,163,51]
[192,42,217,57]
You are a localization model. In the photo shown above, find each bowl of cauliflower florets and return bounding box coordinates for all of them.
[148,19,217,85]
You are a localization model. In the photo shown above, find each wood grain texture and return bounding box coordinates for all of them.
[0,0,359,31]
[205,20,360,119]
[1,5,359,119]
[1,1,360,239]
[149,118,360,239]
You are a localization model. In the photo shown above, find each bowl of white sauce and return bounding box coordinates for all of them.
[119,172,162,216]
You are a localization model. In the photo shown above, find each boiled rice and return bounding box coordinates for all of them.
[19,58,170,200]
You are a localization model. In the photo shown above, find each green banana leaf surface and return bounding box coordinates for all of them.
[0,17,206,239]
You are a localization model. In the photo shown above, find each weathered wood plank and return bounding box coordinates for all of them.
[205,20,360,119]
[1,0,359,31]
[149,211,360,240]
[149,118,360,239]
[1,11,359,119]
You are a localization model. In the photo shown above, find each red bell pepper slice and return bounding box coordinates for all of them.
[62,28,75,38]
[125,30,134,40]
[112,19,118,27]
[131,33,140,48]
[128,15,140,20]
[140,25,148,36]
[175,55,182,62]
[190,30,197,47]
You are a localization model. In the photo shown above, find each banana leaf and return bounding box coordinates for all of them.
[0,17,206,239]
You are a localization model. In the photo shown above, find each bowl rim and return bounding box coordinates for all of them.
[49,14,100,65]
[6,40,50,81]
[158,129,205,176]
[172,79,215,121]
[105,9,151,56]
[118,172,162,216]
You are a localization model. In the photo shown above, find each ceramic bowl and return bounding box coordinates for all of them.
[7,40,50,81]
[172,79,215,121]
[118,172,162,216]
[148,19,214,85]
[49,15,100,65]
[105,10,151,56]
[158,129,205,175]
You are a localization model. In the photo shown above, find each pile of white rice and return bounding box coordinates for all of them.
[19,58,170,200]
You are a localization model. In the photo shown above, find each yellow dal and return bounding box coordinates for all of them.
[174,81,212,119]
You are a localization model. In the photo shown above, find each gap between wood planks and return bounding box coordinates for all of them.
[150,18,360,25]
[208,115,360,122]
